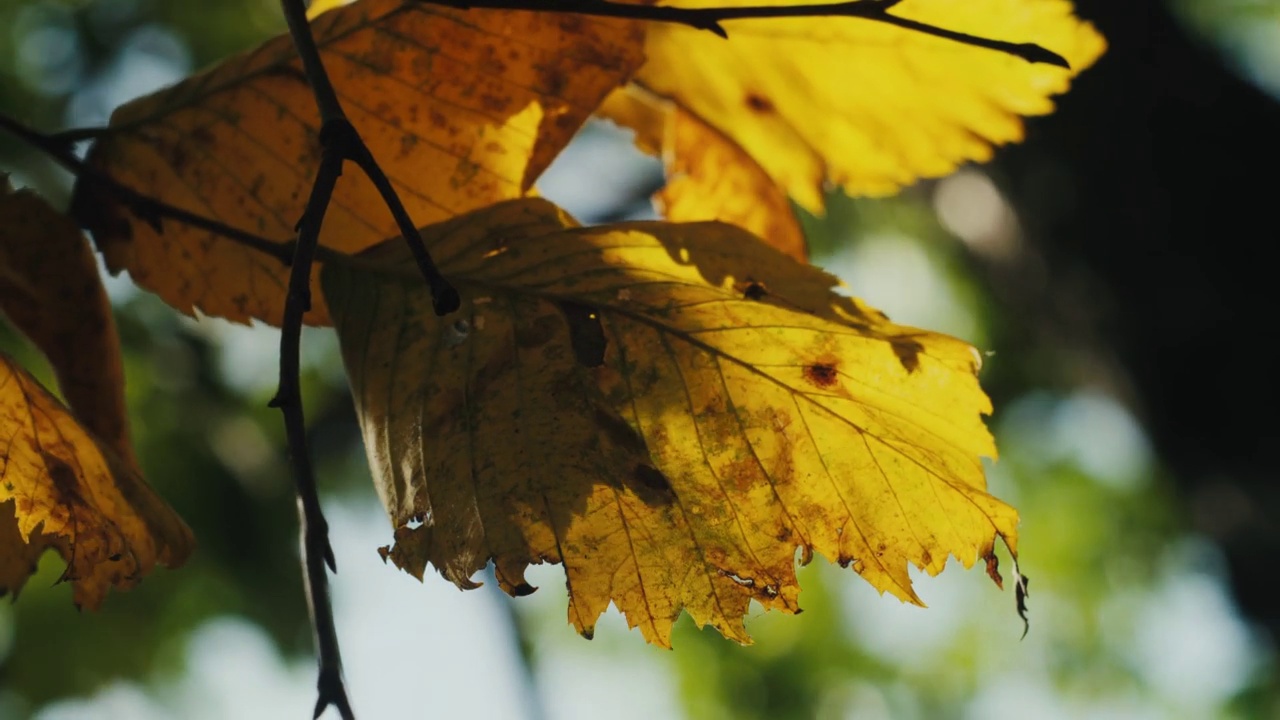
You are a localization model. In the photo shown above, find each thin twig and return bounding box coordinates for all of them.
[425,0,1070,68]
[1,113,394,275]
[268,116,355,720]
[0,113,292,264]
[277,1,358,718]
[276,0,458,715]
[347,139,459,313]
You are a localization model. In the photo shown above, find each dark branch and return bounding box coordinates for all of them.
[267,114,355,720]
[424,0,1070,68]
[276,0,458,715]
[0,113,293,264]
[277,2,357,719]
[1,113,394,278]
[347,139,459,314]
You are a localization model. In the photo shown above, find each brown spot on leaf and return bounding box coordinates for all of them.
[536,63,568,96]
[891,338,923,373]
[745,92,775,113]
[623,464,677,506]
[44,453,85,509]
[803,362,839,388]
[984,551,1003,589]
[399,134,419,158]
[480,93,508,115]
[592,409,648,455]
[633,464,671,493]
[722,456,759,494]
[743,280,767,300]
[557,301,607,368]
[510,582,537,597]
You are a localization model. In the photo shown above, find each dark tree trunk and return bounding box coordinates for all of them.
[995,0,1280,635]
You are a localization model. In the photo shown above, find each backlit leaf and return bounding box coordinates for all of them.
[0,177,138,471]
[631,0,1106,209]
[0,354,193,606]
[323,198,1017,646]
[599,86,807,261]
[77,0,644,325]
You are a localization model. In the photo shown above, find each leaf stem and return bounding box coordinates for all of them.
[347,139,460,313]
[422,0,1070,68]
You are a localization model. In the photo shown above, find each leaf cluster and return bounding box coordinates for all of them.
[0,0,1103,715]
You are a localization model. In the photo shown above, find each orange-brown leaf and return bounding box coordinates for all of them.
[0,177,137,472]
[77,0,644,325]
[0,353,193,607]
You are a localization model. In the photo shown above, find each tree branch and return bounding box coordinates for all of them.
[423,0,1070,68]
[1,111,400,282]
[0,113,292,265]
[274,0,459,716]
[277,4,357,720]
[268,115,354,720]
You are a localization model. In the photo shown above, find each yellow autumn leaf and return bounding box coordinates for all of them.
[322,198,1016,646]
[630,0,1106,210]
[0,177,138,471]
[77,0,644,326]
[0,353,193,607]
[599,86,808,262]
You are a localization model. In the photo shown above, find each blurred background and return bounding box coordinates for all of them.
[2,0,1278,718]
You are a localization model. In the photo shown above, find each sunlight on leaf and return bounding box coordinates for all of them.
[599,86,808,262]
[0,354,193,607]
[322,198,1017,646]
[77,0,644,325]
[631,0,1106,209]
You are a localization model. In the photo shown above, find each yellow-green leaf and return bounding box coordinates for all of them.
[0,353,193,607]
[598,86,808,262]
[77,0,644,325]
[631,0,1106,210]
[322,198,1016,646]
